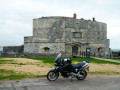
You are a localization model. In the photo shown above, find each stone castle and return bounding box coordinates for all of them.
[23,13,110,57]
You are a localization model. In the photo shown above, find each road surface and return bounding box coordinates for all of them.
[0,76,120,90]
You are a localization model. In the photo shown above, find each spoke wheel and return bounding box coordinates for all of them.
[47,71,59,81]
[76,70,87,80]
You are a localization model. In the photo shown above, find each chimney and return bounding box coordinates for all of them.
[42,16,44,18]
[93,17,95,21]
[73,13,77,19]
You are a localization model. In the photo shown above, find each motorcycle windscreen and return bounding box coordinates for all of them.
[55,53,62,64]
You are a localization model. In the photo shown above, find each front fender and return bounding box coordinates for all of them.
[49,69,58,73]
[48,69,59,77]
[49,69,56,72]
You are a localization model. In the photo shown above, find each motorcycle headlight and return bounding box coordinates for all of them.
[64,59,67,61]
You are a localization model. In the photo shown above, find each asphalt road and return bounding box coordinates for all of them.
[0,76,120,90]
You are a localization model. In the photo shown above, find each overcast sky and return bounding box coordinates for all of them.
[0,0,120,49]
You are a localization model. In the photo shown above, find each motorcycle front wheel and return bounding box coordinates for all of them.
[76,70,87,80]
[47,71,59,81]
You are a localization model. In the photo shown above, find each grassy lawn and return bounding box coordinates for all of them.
[0,57,120,80]
[0,69,46,80]
[0,60,14,64]
[30,57,120,65]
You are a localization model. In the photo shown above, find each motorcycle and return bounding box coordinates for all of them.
[47,53,91,81]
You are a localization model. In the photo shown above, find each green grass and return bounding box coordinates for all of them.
[29,57,120,65]
[0,75,26,80]
[0,60,14,64]
[0,74,47,80]
[0,69,17,80]
[18,63,26,65]
[0,69,46,80]
[0,69,15,75]
[1,57,120,65]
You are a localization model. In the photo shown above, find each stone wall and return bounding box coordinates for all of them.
[24,43,65,54]
[1,52,61,58]
[64,18,109,57]
[65,18,108,44]
[24,18,66,54]
[2,45,24,57]
[33,18,65,42]
[2,44,63,57]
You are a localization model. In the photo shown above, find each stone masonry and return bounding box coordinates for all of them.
[24,13,110,58]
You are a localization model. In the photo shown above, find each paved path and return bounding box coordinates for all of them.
[94,57,120,63]
[0,76,120,90]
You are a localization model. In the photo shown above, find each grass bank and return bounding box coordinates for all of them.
[0,57,120,80]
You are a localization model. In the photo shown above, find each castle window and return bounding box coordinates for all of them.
[43,47,50,53]
[73,32,82,38]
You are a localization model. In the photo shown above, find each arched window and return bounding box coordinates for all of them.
[43,47,50,53]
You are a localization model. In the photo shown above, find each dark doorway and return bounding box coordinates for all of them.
[72,46,78,56]
[98,47,102,57]
[98,47,102,53]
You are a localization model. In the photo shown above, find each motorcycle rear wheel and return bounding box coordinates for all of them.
[76,70,87,80]
[47,71,59,81]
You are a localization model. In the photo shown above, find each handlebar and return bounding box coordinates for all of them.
[85,60,91,63]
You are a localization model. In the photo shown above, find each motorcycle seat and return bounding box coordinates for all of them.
[72,62,86,69]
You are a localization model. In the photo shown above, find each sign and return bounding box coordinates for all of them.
[105,51,108,56]
[86,48,91,58]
